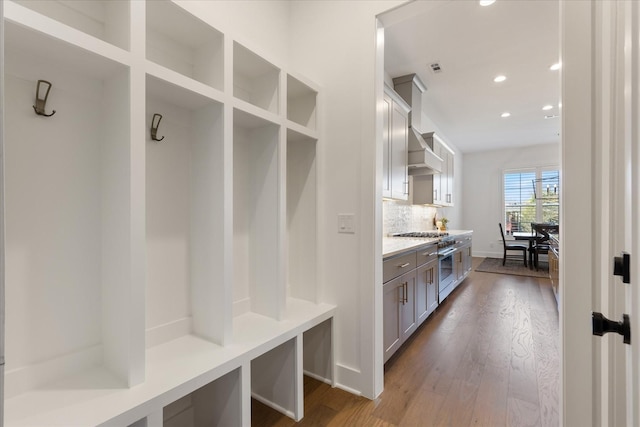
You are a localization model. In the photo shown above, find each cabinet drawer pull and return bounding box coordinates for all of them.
[398,262,411,268]
[421,252,437,257]
[404,282,409,303]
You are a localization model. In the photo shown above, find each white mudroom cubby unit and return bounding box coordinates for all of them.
[2,1,333,426]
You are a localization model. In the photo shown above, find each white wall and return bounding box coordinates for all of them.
[462,143,559,257]
[288,0,405,398]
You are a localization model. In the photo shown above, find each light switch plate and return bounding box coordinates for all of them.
[338,213,355,234]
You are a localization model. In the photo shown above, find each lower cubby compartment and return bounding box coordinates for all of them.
[251,338,300,421]
[163,368,242,427]
[302,318,334,384]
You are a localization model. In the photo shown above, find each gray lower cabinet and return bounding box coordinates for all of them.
[383,242,438,362]
[383,270,416,362]
[416,259,438,326]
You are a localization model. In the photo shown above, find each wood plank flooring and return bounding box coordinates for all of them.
[252,257,559,427]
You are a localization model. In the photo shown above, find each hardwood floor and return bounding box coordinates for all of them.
[252,257,559,427]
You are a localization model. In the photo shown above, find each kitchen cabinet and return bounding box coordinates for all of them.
[383,85,411,200]
[455,235,473,281]
[383,270,417,362]
[416,258,438,325]
[3,1,333,425]
[415,243,438,325]
[411,133,455,206]
[383,249,419,362]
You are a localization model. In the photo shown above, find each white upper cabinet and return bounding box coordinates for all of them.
[411,133,455,206]
[383,85,410,201]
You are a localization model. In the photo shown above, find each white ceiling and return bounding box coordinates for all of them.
[384,0,560,153]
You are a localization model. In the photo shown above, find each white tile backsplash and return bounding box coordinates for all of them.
[383,200,439,235]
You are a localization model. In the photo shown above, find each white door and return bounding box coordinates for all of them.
[562,1,640,425]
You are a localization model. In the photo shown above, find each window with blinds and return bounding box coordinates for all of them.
[503,168,559,234]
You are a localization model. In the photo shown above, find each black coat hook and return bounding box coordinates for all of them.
[151,113,165,141]
[33,80,56,117]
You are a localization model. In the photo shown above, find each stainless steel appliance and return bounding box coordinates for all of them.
[437,237,457,293]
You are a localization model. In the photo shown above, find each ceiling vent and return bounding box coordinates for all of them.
[429,62,442,73]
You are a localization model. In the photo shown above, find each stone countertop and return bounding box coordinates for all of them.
[383,238,439,259]
[383,230,473,259]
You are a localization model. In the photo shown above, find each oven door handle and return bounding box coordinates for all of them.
[438,248,456,257]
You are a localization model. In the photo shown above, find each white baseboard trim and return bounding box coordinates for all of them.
[303,369,332,385]
[334,363,363,396]
[251,392,295,419]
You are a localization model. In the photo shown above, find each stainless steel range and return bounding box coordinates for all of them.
[437,236,457,292]
[391,231,449,238]
[392,231,459,293]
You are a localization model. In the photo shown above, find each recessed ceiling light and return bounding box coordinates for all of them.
[542,105,553,111]
[494,75,507,83]
[550,62,561,71]
[480,0,496,6]
[501,112,511,118]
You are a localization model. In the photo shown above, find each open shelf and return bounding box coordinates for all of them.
[146,75,227,349]
[146,0,224,92]
[233,109,282,320]
[286,129,318,302]
[303,318,333,384]
[233,42,280,114]
[3,20,138,400]
[251,338,299,421]
[163,368,242,427]
[12,0,130,51]
[287,74,317,130]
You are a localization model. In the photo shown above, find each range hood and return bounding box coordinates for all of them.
[392,74,443,175]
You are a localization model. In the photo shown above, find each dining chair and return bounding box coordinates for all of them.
[529,224,558,270]
[499,223,528,267]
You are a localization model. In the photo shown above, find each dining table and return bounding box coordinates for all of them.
[513,224,559,269]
